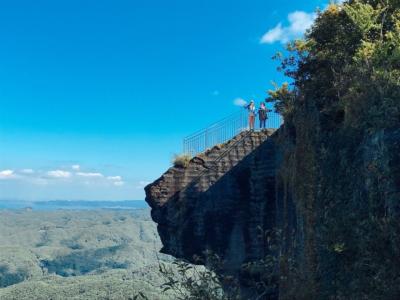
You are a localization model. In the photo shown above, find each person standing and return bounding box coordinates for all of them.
[247,100,256,130]
[258,102,267,129]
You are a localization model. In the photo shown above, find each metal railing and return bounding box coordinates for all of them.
[182,129,253,196]
[183,109,283,156]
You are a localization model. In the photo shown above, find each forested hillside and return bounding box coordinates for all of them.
[0,209,173,300]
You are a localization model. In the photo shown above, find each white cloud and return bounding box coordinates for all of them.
[72,165,80,171]
[107,176,122,181]
[107,176,125,187]
[233,98,247,107]
[76,172,103,178]
[0,170,16,180]
[21,169,35,174]
[47,170,71,179]
[260,11,316,44]
[261,24,285,44]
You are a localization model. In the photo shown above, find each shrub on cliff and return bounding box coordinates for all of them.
[173,154,192,168]
[159,260,226,300]
[158,253,242,300]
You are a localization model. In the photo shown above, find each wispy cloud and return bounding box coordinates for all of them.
[3,165,128,191]
[260,11,316,44]
[107,176,122,181]
[108,175,125,187]
[76,172,103,178]
[233,98,247,107]
[47,170,72,179]
[0,170,16,180]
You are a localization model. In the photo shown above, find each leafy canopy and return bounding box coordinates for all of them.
[269,0,400,131]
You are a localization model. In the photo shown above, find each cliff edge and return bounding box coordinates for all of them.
[145,130,277,272]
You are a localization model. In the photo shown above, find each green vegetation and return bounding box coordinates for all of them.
[269,0,400,131]
[159,253,241,300]
[173,154,192,168]
[267,1,400,299]
[156,233,284,300]
[0,209,175,299]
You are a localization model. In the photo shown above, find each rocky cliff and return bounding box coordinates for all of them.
[275,115,400,299]
[146,122,400,299]
[145,130,276,272]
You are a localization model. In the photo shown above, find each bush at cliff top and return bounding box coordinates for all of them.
[173,154,192,168]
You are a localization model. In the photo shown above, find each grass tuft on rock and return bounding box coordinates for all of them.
[172,154,191,168]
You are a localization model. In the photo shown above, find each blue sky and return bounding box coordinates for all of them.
[0,0,333,201]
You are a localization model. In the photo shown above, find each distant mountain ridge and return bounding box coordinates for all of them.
[0,200,147,210]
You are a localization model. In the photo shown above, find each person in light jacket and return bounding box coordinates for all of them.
[246,100,256,130]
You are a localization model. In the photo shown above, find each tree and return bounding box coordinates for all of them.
[269,0,400,131]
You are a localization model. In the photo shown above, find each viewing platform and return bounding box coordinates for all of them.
[183,109,283,156]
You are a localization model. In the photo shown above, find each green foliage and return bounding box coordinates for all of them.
[240,229,282,299]
[158,253,241,300]
[268,0,400,131]
[263,1,400,299]
[160,261,224,300]
[157,238,288,300]
[267,82,295,119]
[266,1,400,299]
[173,154,192,168]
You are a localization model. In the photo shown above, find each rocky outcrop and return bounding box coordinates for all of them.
[145,130,276,269]
[145,123,400,299]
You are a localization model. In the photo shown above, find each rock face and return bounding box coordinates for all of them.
[146,123,400,299]
[145,130,276,269]
[276,119,400,299]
